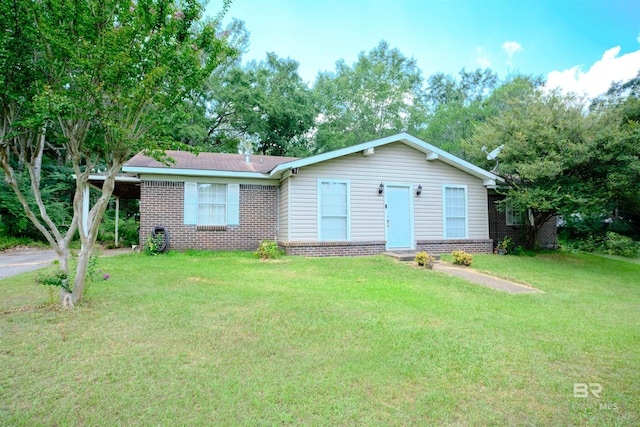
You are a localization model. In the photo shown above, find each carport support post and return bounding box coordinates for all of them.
[115,196,119,247]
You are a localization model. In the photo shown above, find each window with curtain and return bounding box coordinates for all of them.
[444,185,467,238]
[184,182,239,226]
[319,180,349,241]
[197,183,227,225]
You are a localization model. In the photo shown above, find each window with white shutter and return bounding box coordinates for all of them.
[183,182,240,226]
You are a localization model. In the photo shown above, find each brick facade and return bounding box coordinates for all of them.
[140,181,278,251]
[139,180,499,256]
[488,193,557,249]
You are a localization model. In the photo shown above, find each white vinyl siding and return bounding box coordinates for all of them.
[183,182,240,226]
[278,178,289,240]
[284,142,488,242]
[318,179,350,241]
[443,185,468,239]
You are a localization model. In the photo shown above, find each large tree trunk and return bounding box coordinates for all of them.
[524,209,555,250]
[69,162,121,306]
[71,245,91,305]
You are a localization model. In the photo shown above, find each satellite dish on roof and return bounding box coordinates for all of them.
[482,145,504,172]
[482,144,504,160]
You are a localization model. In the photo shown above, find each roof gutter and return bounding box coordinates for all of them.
[122,166,273,180]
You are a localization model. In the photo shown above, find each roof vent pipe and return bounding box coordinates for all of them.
[245,152,250,163]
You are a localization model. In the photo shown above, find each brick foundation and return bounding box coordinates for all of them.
[416,239,493,255]
[278,241,387,257]
[140,181,278,251]
[278,239,492,257]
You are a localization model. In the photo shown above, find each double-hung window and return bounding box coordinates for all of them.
[443,185,468,239]
[184,182,240,226]
[318,179,350,241]
[505,203,523,226]
[198,184,227,225]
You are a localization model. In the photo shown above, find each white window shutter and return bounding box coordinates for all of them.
[227,183,240,225]
[184,182,197,225]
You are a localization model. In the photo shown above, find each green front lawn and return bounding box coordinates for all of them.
[1,252,638,426]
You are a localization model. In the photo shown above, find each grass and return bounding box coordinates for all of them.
[1,251,638,426]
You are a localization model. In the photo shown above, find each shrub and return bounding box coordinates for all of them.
[98,215,140,247]
[452,250,473,266]
[36,269,71,293]
[256,240,280,260]
[0,235,49,251]
[509,246,524,256]
[498,236,514,254]
[144,233,164,256]
[414,251,435,269]
[605,232,640,258]
[567,232,640,258]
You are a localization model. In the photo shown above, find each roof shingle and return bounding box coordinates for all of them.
[124,151,298,174]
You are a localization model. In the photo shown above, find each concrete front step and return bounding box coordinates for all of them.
[383,252,441,262]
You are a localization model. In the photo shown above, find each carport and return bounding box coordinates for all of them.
[87,173,141,246]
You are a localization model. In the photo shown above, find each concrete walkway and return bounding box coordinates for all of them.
[432,262,541,294]
[385,251,540,294]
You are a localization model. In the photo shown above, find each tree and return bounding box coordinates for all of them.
[466,88,596,248]
[0,158,73,239]
[418,69,498,157]
[587,71,640,238]
[169,17,250,151]
[207,53,317,156]
[0,0,234,306]
[313,40,427,152]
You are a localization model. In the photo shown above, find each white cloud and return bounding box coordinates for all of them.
[637,32,640,44]
[546,46,640,99]
[502,41,523,58]
[476,47,490,68]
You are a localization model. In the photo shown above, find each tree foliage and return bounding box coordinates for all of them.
[587,71,640,238]
[206,53,317,156]
[313,40,428,152]
[1,0,234,306]
[466,87,597,248]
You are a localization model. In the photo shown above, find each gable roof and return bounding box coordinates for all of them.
[122,133,502,185]
[271,132,503,185]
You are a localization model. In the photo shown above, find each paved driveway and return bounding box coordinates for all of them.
[0,249,57,280]
[0,247,133,280]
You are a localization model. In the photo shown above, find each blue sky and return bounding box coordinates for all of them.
[207,0,640,98]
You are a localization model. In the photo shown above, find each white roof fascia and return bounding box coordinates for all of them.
[88,174,141,183]
[122,166,271,180]
[269,132,504,184]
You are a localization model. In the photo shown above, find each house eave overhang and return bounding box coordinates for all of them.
[88,173,141,183]
[122,166,272,180]
[269,132,504,185]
